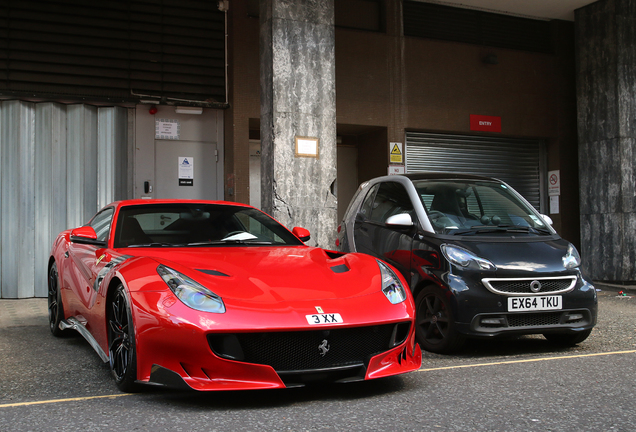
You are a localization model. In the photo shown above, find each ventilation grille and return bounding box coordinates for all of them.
[507,312,562,327]
[403,1,554,54]
[0,0,225,104]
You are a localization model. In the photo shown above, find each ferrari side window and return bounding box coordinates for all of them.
[90,208,114,242]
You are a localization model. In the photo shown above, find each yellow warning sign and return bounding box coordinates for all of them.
[389,142,403,164]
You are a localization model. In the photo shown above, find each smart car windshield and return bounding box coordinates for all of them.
[412,179,552,236]
[113,203,303,248]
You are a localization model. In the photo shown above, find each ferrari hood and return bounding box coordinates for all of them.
[126,246,383,302]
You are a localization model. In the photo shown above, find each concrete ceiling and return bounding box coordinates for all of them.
[423,0,598,21]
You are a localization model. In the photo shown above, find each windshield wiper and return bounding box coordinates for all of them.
[127,242,186,248]
[186,240,274,246]
[451,225,550,236]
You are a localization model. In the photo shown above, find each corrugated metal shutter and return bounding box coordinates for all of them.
[0,0,225,104]
[405,132,545,211]
[0,101,128,298]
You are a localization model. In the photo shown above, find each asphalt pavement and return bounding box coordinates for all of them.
[1,284,635,431]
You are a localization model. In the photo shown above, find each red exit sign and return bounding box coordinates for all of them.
[470,115,501,132]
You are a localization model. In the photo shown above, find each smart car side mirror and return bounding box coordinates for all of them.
[540,214,553,226]
[70,226,106,246]
[292,227,311,242]
[385,213,414,227]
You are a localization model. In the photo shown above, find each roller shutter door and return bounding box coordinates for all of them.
[0,0,225,104]
[405,132,546,212]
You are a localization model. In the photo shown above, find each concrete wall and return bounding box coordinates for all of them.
[259,0,337,248]
[576,0,636,281]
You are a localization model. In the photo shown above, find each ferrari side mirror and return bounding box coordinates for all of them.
[292,227,311,242]
[70,226,106,246]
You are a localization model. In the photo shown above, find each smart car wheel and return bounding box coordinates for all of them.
[108,284,139,392]
[543,329,592,346]
[415,287,465,353]
[47,263,67,337]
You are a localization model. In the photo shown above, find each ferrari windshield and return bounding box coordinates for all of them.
[113,203,304,248]
[412,179,552,236]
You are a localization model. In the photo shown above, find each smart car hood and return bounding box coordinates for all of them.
[453,238,572,274]
[125,246,381,302]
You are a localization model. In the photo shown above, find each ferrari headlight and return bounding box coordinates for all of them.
[157,265,225,313]
[441,244,496,271]
[378,260,407,304]
[562,244,581,269]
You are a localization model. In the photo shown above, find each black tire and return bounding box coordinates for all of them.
[415,286,465,353]
[48,263,67,337]
[108,284,140,392]
[543,329,592,346]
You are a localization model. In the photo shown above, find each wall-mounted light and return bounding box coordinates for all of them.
[175,106,203,115]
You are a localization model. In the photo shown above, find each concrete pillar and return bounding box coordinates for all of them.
[259,0,337,248]
[576,0,636,281]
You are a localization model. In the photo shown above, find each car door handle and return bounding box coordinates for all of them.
[64,251,69,258]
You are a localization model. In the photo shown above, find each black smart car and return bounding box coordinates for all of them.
[336,173,597,353]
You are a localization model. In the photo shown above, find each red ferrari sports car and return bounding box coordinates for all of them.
[48,200,421,392]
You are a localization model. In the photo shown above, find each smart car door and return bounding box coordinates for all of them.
[359,181,416,282]
[353,183,380,255]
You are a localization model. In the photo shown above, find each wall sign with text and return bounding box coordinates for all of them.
[470,115,502,133]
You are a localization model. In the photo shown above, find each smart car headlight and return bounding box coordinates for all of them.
[377,260,407,304]
[441,244,496,271]
[157,265,226,313]
[562,244,581,269]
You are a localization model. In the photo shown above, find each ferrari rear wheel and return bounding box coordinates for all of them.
[108,284,139,392]
[48,263,67,337]
[415,286,465,354]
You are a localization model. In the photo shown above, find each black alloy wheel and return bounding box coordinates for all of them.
[48,263,67,337]
[415,286,465,353]
[108,284,139,392]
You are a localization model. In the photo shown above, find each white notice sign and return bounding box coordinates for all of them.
[178,157,194,186]
[550,195,559,214]
[156,119,180,140]
[295,136,319,158]
[388,165,405,175]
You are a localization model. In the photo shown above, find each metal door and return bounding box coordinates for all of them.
[155,140,217,200]
[134,106,223,200]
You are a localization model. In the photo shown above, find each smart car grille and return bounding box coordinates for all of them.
[207,323,410,372]
[482,276,577,295]
[507,312,562,327]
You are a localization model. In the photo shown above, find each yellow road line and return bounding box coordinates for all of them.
[2,350,635,408]
[0,393,131,409]
[418,349,636,372]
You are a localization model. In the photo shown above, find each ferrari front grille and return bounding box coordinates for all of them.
[207,322,411,372]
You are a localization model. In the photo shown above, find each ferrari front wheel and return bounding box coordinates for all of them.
[48,262,67,337]
[108,284,139,392]
[415,286,465,354]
